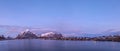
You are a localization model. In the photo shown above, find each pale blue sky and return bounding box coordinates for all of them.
[0,0,120,33]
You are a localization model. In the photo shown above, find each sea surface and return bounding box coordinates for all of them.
[0,39,120,51]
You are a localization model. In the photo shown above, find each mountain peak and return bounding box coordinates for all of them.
[16,30,37,39]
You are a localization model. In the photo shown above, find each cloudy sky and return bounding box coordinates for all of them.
[0,0,120,33]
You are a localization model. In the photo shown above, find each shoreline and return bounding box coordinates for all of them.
[1,37,120,42]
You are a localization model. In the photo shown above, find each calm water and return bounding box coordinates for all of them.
[0,39,120,51]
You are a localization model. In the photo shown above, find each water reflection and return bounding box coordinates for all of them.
[0,39,120,51]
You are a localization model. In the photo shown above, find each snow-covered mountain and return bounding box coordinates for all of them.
[16,29,37,39]
[0,25,120,38]
[41,32,63,38]
[0,25,57,38]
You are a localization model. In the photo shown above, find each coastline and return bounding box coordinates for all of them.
[1,35,120,42]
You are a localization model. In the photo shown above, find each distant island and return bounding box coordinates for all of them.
[0,30,120,42]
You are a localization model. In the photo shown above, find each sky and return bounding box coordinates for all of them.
[0,0,120,33]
